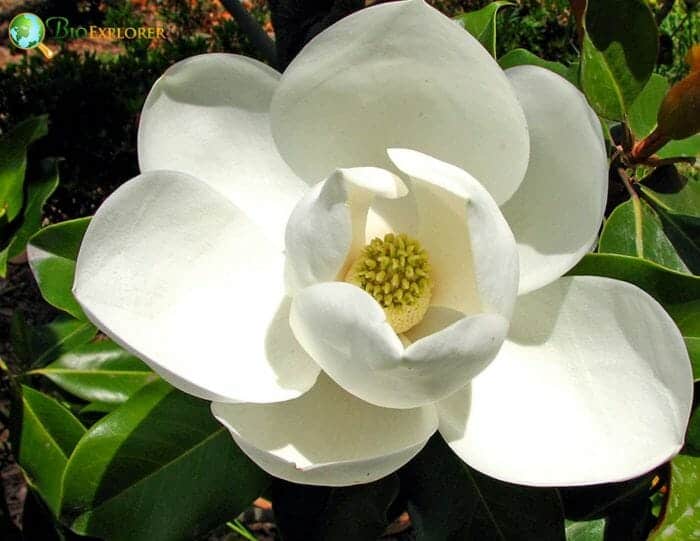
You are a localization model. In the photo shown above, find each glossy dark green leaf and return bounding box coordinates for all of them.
[455,1,514,57]
[568,253,700,307]
[657,134,700,159]
[628,78,700,156]
[272,476,400,541]
[560,472,656,521]
[628,74,668,139]
[666,301,700,380]
[641,181,700,273]
[604,495,655,540]
[649,455,700,540]
[688,339,700,380]
[400,435,565,540]
[28,340,157,406]
[643,179,700,224]
[580,0,658,120]
[565,519,605,541]
[562,473,657,541]
[685,405,700,455]
[598,199,689,273]
[28,217,90,320]
[61,379,269,541]
[0,158,59,278]
[18,385,86,516]
[498,48,579,86]
[79,401,120,415]
[11,313,97,368]
[0,115,48,223]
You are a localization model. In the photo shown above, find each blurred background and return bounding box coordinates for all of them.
[0,2,698,539]
[0,0,696,222]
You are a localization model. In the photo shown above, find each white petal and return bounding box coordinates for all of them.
[271,0,529,205]
[212,374,438,486]
[388,149,519,320]
[138,53,307,243]
[501,66,608,294]
[439,276,693,487]
[284,167,407,293]
[74,171,320,403]
[290,282,508,409]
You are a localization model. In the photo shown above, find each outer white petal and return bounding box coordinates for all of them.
[271,0,529,205]
[388,149,519,320]
[138,53,307,242]
[501,66,608,294]
[212,374,438,486]
[73,171,320,404]
[285,167,407,293]
[290,282,508,409]
[439,276,693,487]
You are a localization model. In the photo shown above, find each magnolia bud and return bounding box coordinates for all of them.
[657,44,700,140]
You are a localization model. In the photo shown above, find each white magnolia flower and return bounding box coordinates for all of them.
[72,0,693,487]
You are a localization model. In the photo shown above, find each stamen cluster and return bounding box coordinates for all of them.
[350,233,431,308]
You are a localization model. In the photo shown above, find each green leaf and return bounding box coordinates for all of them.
[12,313,97,368]
[685,405,700,455]
[399,435,565,540]
[657,134,700,159]
[28,217,90,320]
[0,158,59,278]
[568,253,700,307]
[598,199,689,273]
[0,115,48,223]
[18,385,86,516]
[498,48,579,86]
[560,472,656,522]
[28,340,157,406]
[666,301,700,381]
[272,476,400,541]
[61,379,269,541]
[687,338,700,381]
[580,0,658,120]
[649,455,700,540]
[642,179,700,224]
[79,401,120,415]
[455,1,514,57]
[565,519,605,541]
[625,74,700,158]
[628,74,669,139]
[641,181,700,273]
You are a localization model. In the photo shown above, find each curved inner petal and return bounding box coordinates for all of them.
[284,167,407,293]
[438,276,693,487]
[212,373,438,487]
[290,282,508,409]
[501,66,608,295]
[270,0,529,205]
[138,53,308,244]
[74,171,320,404]
[388,149,519,321]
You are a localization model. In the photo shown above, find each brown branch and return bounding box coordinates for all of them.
[655,0,676,25]
[219,0,278,66]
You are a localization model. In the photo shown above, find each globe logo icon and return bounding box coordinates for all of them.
[9,12,46,50]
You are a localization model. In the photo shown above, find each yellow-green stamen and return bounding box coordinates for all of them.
[345,233,433,333]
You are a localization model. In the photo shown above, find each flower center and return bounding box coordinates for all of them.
[345,233,433,333]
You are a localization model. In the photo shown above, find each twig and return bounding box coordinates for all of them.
[655,0,676,25]
[617,167,644,257]
[219,0,278,67]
